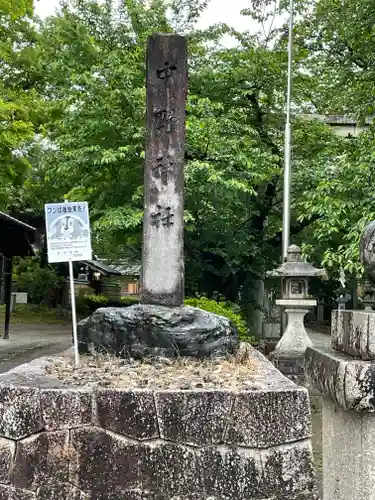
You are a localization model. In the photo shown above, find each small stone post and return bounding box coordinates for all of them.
[270,245,325,379]
[316,296,325,323]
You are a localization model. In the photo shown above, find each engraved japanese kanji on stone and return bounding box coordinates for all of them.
[152,155,173,185]
[141,34,187,306]
[154,109,175,132]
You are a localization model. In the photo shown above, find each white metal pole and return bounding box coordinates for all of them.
[65,200,80,367]
[282,0,294,262]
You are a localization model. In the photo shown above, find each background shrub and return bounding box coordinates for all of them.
[184,296,255,343]
[75,294,139,316]
[13,258,64,305]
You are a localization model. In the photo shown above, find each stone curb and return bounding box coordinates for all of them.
[305,345,375,411]
[331,310,375,360]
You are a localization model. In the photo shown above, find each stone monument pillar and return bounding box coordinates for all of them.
[77,34,239,359]
[305,220,375,500]
[270,245,325,379]
[141,34,187,306]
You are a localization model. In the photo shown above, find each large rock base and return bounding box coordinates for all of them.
[77,304,239,359]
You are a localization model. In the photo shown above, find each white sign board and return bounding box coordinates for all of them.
[45,202,92,263]
[14,292,28,304]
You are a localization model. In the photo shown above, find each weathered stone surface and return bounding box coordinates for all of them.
[0,356,69,390]
[37,484,88,499]
[141,34,187,307]
[96,389,158,439]
[225,388,311,447]
[141,441,203,497]
[0,386,42,439]
[12,431,70,491]
[322,397,375,500]
[305,345,375,411]
[261,441,318,499]
[0,485,36,499]
[272,307,312,356]
[305,345,347,408]
[41,389,92,430]
[69,428,140,495]
[154,390,232,446]
[331,309,375,359]
[201,446,259,498]
[202,440,317,499]
[155,388,311,448]
[368,313,375,358]
[0,438,15,484]
[78,304,238,359]
[68,426,318,500]
[97,493,164,500]
[0,326,318,499]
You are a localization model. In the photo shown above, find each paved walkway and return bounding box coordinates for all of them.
[308,329,331,348]
[0,324,72,374]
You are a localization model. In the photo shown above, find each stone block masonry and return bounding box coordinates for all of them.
[306,309,375,500]
[331,309,375,360]
[0,349,319,499]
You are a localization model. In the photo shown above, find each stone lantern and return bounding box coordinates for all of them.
[270,244,326,379]
[335,287,351,311]
[362,278,375,312]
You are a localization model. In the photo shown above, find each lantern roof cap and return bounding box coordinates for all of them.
[271,244,326,278]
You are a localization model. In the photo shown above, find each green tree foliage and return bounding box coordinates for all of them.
[291,0,375,278]
[294,0,375,117]
[0,0,36,207]
[13,257,64,304]
[3,0,369,309]
[15,0,342,304]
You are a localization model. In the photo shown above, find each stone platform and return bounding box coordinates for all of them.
[0,348,319,500]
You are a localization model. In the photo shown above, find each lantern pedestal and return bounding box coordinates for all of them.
[269,245,325,381]
[272,299,316,380]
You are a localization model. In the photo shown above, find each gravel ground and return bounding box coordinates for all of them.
[46,343,260,390]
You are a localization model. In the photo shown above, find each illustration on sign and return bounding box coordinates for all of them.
[45,202,92,263]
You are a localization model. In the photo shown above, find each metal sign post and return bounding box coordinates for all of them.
[68,258,79,366]
[44,200,92,366]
